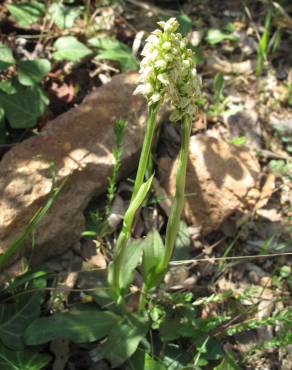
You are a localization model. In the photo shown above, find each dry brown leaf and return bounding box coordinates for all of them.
[254,173,276,211]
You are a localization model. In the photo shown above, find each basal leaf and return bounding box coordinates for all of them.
[129,350,167,369]
[172,221,191,261]
[24,305,119,345]
[0,42,16,71]
[141,229,165,288]
[7,2,45,27]
[17,59,51,86]
[98,314,148,368]
[0,344,50,370]
[118,239,144,291]
[0,86,48,128]
[53,36,92,62]
[48,3,83,29]
[0,292,41,350]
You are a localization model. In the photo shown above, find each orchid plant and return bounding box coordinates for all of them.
[109,18,201,306]
[19,18,203,369]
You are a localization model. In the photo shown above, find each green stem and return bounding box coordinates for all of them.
[111,104,159,301]
[159,114,192,272]
[131,104,159,200]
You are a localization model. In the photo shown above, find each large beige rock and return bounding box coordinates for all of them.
[158,134,260,235]
[0,72,148,266]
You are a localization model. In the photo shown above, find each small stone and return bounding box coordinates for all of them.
[259,276,273,288]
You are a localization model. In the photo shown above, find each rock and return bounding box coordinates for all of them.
[0,72,150,269]
[158,134,260,235]
[227,96,262,149]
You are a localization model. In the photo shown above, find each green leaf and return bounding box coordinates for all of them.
[90,37,138,72]
[0,106,6,144]
[0,79,17,94]
[124,175,154,228]
[214,72,224,104]
[205,29,238,45]
[177,14,192,36]
[48,3,83,29]
[0,344,50,370]
[214,349,242,370]
[0,43,16,71]
[129,350,167,370]
[141,230,165,289]
[228,136,247,146]
[172,221,191,261]
[16,61,49,88]
[7,2,45,27]
[24,306,119,345]
[98,314,148,368]
[0,292,41,350]
[53,36,92,62]
[17,59,51,86]
[119,239,144,290]
[0,86,48,128]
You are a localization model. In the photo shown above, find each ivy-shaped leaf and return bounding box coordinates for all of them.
[53,36,92,62]
[0,42,16,71]
[0,86,48,128]
[7,2,45,27]
[48,3,83,29]
[25,305,119,345]
[0,344,50,370]
[89,37,138,72]
[0,292,41,350]
[17,59,51,86]
[97,314,148,368]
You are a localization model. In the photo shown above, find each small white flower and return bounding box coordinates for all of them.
[134,17,201,111]
[162,41,171,50]
[157,73,169,85]
[155,60,167,69]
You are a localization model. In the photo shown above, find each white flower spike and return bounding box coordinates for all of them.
[134,17,201,120]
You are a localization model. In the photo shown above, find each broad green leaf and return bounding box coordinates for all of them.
[97,48,138,72]
[0,79,17,94]
[0,344,50,370]
[24,306,119,345]
[88,37,121,49]
[205,29,238,45]
[98,314,148,368]
[0,86,48,128]
[129,350,167,370]
[7,2,45,27]
[141,230,165,286]
[90,37,138,72]
[0,292,41,350]
[119,239,144,290]
[172,221,191,261]
[0,42,16,71]
[17,59,51,86]
[53,36,92,62]
[177,14,192,36]
[48,3,83,29]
